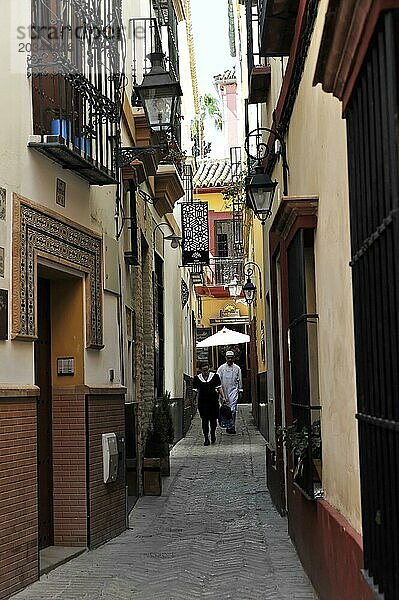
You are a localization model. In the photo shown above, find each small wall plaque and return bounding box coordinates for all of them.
[0,248,4,278]
[0,289,8,339]
[57,357,75,375]
[56,178,66,207]
[0,188,5,220]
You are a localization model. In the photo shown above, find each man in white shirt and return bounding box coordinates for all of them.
[217,350,243,434]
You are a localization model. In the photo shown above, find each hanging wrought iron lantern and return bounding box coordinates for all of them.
[134,52,183,132]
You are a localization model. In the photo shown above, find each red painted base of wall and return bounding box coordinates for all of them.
[289,491,374,600]
[0,394,39,600]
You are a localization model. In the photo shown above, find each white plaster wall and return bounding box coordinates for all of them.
[85,292,122,385]
[182,279,195,378]
[0,1,121,386]
[163,234,184,398]
[265,0,361,533]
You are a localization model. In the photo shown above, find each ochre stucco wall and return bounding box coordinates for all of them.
[51,278,84,387]
[198,296,248,328]
[248,216,267,374]
[267,0,361,533]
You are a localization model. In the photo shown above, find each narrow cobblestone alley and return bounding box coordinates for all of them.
[13,407,317,600]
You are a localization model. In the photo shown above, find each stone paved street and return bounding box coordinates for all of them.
[13,406,317,599]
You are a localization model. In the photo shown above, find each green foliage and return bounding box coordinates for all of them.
[191,94,222,145]
[163,141,187,167]
[203,94,222,131]
[145,391,174,458]
[222,177,246,207]
[160,390,175,444]
[276,420,321,460]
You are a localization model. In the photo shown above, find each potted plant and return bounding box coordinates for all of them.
[159,390,174,476]
[277,419,322,482]
[143,391,175,494]
[46,106,92,156]
[74,124,94,157]
[161,141,187,172]
[46,105,72,140]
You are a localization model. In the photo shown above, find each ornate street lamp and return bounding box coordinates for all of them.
[153,222,182,250]
[116,53,183,168]
[242,275,256,305]
[242,262,262,305]
[134,52,183,133]
[246,166,278,220]
[244,127,289,224]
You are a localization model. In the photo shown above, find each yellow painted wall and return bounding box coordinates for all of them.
[51,278,84,387]
[198,296,248,328]
[193,191,231,213]
[249,217,267,373]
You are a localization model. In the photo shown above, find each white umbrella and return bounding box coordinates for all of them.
[196,326,250,348]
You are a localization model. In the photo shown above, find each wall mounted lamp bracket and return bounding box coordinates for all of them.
[244,127,289,197]
[242,261,263,305]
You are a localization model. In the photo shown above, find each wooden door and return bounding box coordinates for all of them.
[35,278,54,550]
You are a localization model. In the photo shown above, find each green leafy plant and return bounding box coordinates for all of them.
[202,94,222,131]
[163,141,187,168]
[222,177,246,207]
[160,390,174,445]
[277,419,321,461]
[145,391,174,458]
[191,94,222,158]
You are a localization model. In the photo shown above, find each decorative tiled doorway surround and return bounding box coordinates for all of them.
[12,195,104,348]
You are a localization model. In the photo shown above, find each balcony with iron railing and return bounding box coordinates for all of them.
[204,257,244,287]
[257,0,300,57]
[27,0,123,185]
[246,0,271,104]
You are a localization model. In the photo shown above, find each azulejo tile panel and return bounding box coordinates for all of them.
[13,195,103,348]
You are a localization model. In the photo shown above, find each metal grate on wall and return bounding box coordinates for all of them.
[346,11,399,599]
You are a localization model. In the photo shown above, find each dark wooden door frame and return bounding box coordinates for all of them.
[35,278,54,550]
[268,198,318,513]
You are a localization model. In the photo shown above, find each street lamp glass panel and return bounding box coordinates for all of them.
[164,233,182,249]
[242,276,256,304]
[247,171,277,218]
[134,53,183,132]
[138,91,174,131]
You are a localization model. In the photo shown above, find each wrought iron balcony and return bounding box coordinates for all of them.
[257,0,300,57]
[246,0,271,104]
[27,0,123,186]
[205,257,244,287]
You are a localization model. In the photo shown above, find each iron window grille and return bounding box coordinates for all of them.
[153,255,165,398]
[287,228,321,500]
[28,0,123,185]
[228,147,245,256]
[245,0,271,103]
[182,164,194,203]
[346,11,399,599]
[206,257,244,287]
[123,180,139,266]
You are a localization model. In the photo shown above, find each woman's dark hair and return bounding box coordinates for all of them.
[199,361,209,369]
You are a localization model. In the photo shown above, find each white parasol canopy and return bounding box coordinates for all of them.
[196,326,250,348]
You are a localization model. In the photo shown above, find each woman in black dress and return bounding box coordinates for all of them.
[193,362,226,446]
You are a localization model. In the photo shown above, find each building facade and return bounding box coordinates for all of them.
[192,158,251,396]
[234,0,399,598]
[0,1,197,598]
